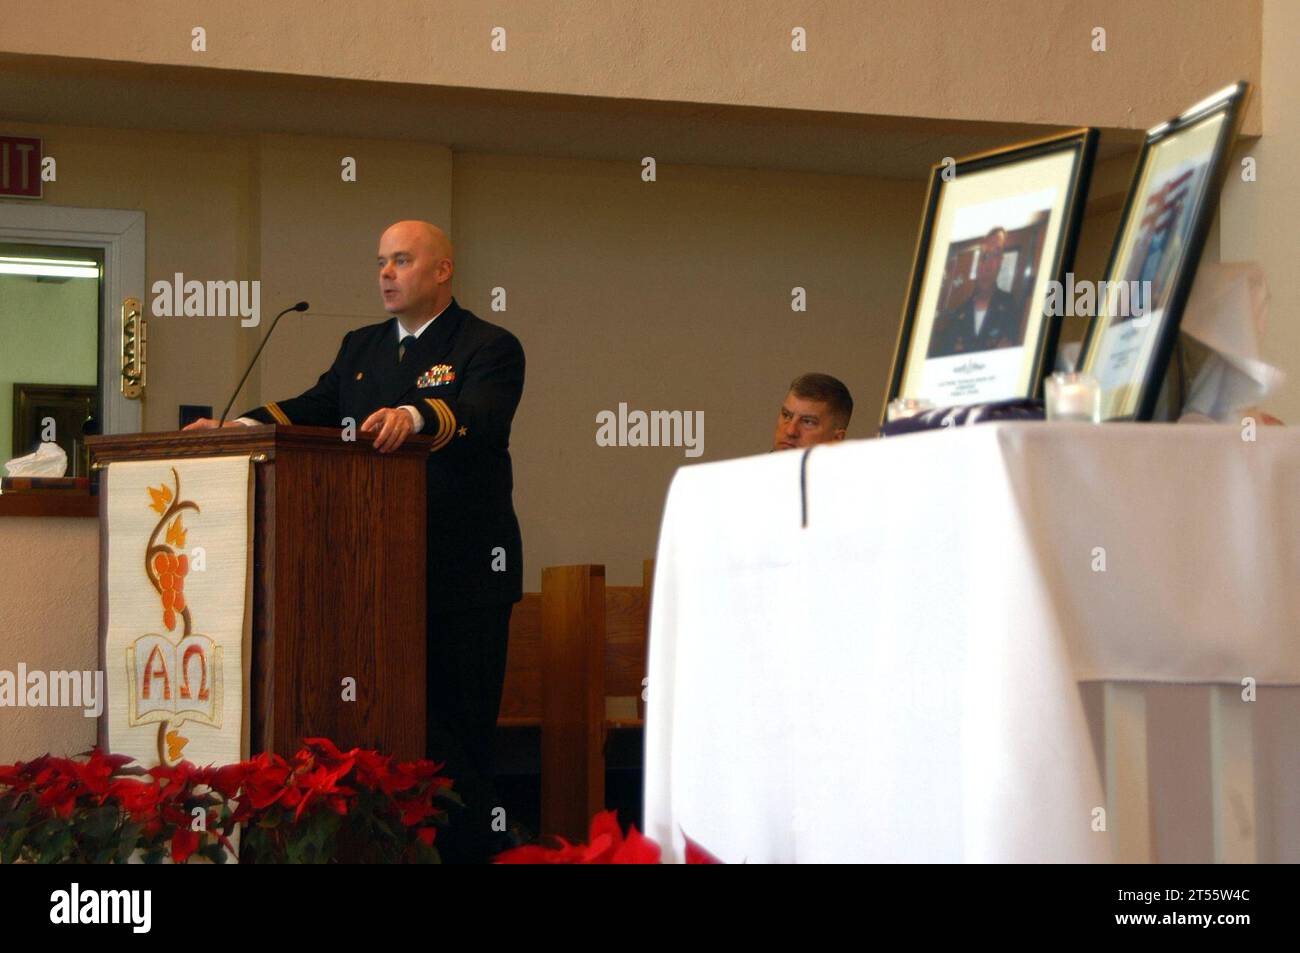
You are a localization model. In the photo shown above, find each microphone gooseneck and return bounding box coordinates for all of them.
[217,301,310,425]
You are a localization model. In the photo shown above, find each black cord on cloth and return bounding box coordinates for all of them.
[800,446,813,529]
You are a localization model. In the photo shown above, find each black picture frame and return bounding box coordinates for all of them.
[1078,82,1251,421]
[882,128,1097,422]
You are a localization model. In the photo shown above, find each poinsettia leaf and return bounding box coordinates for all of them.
[3,827,29,862]
[83,804,118,838]
[117,823,142,862]
[39,828,72,864]
[494,844,566,864]
[588,809,622,844]
[682,830,724,864]
[610,825,662,864]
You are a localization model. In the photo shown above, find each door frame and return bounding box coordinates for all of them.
[0,204,145,436]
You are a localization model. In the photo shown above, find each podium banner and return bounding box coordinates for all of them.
[103,455,253,769]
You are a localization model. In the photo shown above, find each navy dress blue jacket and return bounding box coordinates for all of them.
[241,298,525,610]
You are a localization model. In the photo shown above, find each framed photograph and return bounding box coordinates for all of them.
[884,128,1097,418]
[1079,82,1250,421]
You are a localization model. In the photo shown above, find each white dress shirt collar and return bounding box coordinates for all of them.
[397,302,450,341]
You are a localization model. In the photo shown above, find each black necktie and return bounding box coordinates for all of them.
[398,334,417,363]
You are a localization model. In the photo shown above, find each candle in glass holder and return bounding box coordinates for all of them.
[1045,371,1100,422]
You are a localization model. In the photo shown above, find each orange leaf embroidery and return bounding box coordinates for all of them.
[165,729,189,761]
[166,514,187,549]
[148,484,173,514]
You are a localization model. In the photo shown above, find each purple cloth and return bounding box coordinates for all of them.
[879,399,1044,437]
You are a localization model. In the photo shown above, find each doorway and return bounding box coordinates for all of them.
[0,242,102,475]
[0,204,146,476]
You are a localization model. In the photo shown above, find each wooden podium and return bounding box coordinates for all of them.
[88,425,432,760]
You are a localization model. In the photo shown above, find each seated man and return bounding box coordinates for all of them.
[772,372,853,450]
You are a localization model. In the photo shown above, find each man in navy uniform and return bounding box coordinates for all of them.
[185,220,524,861]
[927,226,1024,358]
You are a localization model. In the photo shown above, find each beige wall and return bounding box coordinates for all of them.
[1,121,255,432]
[0,0,1262,133]
[2,0,1295,763]
[452,153,925,585]
[0,136,1128,596]
[1219,0,1300,422]
[0,518,99,763]
[251,135,453,408]
[0,125,452,429]
[0,132,925,760]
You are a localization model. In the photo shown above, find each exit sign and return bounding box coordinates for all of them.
[1,136,42,198]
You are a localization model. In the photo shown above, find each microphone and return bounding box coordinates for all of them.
[217,301,310,425]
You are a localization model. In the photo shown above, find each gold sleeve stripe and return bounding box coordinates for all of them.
[423,398,456,451]
[424,398,455,450]
[265,402,291,425]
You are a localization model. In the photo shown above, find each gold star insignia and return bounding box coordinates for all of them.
[458,426,468,437]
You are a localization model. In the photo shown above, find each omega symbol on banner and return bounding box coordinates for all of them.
[124,468,223,766]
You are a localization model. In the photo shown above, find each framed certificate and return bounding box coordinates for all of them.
[1079,82,1250,421]
[883,129,1097,419]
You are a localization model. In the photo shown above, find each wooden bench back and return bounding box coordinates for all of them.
[496,561,654,839]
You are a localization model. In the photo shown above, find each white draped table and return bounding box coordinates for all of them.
[643,423,1300,863]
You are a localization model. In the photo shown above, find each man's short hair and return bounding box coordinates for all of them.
[789,373,854,430]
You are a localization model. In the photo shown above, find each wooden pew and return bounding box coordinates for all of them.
[603,560,653,727]
[496,562,652,842]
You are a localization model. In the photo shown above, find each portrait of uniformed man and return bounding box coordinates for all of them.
[927,226,1026,358]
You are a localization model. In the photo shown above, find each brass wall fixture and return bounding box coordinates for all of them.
[121,296,145,399]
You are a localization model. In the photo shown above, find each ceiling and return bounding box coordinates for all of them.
[0,53,1148,182]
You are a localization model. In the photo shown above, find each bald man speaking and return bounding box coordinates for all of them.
[185,220,525,861]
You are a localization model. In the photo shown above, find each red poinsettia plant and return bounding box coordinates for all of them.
[494,809,723,864]
[0,739,457,864]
